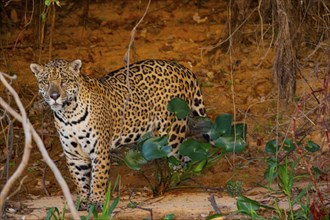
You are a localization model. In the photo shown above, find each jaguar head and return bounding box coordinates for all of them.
[30,59,82,112]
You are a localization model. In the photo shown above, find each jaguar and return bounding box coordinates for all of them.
[30,59,206,204]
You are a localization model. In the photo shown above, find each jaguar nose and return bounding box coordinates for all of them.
[50,92,60,101]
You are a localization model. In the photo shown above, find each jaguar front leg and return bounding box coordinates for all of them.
[64,149,91,202]
[89,139,111,204]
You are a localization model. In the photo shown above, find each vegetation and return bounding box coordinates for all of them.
[45,176,120,220]
[124,97,247,196]
[0,0,329,219]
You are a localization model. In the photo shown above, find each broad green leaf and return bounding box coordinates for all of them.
[124,150,147,170]
[167,97,190,119]
[141,136,171,160]
[210,114,233,140]
[232,123,247,139]
[192,159,208,173]
[237,196,273,218]
[236,196,261,215]
[179,139,211,162]
[168,156,180,166]
[265,140,279,154]
[305,140,320,152]
[137,132,154,150]
[213,136,246,152]
[283,138,295,151]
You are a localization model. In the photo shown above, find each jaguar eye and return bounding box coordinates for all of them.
[61,80,68,86]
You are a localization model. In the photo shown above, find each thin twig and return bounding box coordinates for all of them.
[0,73,32,216]
[128,191,153,220]
[7,176,28,200]
[120,0,151,135]
[41,166,50,196]
[48,3,56,60]
[200,7,257,53]
[0,94,38,136]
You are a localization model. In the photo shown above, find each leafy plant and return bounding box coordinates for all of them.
[237,137,325,219]
[46,176,120,220]
[124,97,247,196]
[236,195,272,220]
[226,180,243,197]
[45,203,66,220]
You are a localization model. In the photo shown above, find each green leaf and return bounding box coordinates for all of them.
[305,141,320,152]
[213,136,246,152]
[206,214,223,220]
[192,159,208,173]
[236,196,261,215]
[87,205,99,219]
[41,13,46,23]
[61,203,66,220]
[179,139,211,162]
[283,138,295,151]
[163,213,175,220]
[124,150,148,170]
[292,187,308,205]
[141,136,171,160]
[137,132,154,150]
[108,196,120,216]
[265,140,279,154]
[112,175,120,194]
[45,207,59,220]
[264,157,278,184]
[210,114,233,140]
[232,123,247,139]
[82,204,96,220]
[44,0,51,6]
[167,97,190,119]
[278,158,294,196]
[168,156,181,166]
[102,182,112,217]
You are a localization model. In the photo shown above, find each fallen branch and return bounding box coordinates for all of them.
[208,193,221,214]
[0,72,80,220]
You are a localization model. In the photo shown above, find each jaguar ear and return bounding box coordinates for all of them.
[69,59,82,74]
[30,63,43,77]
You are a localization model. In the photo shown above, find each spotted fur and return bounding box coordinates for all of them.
[30,59,206,203]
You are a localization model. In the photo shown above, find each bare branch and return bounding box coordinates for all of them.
[0,72,80,220]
